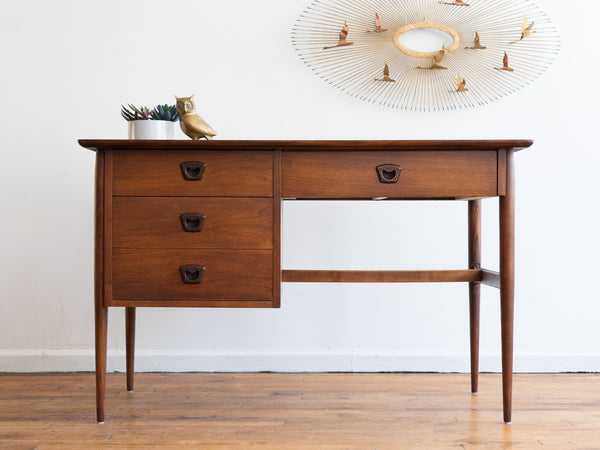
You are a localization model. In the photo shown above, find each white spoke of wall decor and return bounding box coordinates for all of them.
[292,0,559,111]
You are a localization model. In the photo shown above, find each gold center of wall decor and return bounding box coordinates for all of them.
[292,0,559,111]
[393,21,460,59]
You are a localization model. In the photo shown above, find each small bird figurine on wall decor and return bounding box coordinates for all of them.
[373,13,388,32]
[510,15,535,44]
[419,45,448,70]
[455,74,468,92]
[440,0,469,6]
[496,52,515,72]
[323,21,354,49]
[374,63,395,82]
[466,32,486,50]
[175,95,217,140]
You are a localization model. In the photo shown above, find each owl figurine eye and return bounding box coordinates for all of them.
[185,101,193,112]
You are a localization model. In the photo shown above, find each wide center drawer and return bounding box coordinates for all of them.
[112,197,273,249]
[113,150,273,197]
[282,151,498,198]
[112,249,273,300]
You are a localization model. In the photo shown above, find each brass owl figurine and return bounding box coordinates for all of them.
[175,95,217,140]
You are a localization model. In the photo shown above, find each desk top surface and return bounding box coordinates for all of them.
[79,139,533,152]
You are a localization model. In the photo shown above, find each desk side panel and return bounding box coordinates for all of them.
[102,150,113,308]
[94,151,105,313]
[273,150,282,308]
[498,149,507,196]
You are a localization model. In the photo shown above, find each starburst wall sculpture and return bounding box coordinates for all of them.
[292,0,559,111]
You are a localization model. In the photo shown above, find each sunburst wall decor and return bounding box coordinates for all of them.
[292,0,559,111]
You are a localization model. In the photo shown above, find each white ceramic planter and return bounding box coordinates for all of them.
[128,120,176,140]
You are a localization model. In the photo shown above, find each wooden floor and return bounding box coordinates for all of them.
[1,373,599,449]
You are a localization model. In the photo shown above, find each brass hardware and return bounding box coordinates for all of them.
[376,164,402,184]
[180,161,206,181]
[179,265,206,284]
[180,213,206,233]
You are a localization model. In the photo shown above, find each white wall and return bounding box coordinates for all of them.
[1,0,598,372]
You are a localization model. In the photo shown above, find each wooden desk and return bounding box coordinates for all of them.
[79,139,533,424]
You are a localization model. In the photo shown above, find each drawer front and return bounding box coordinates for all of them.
[113,249,273,300]
[282,151,498,198]
[113,197,273,249]
[113,150,273,197]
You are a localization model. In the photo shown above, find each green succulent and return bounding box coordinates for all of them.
[150,104,179,122]
[121,104,151,121]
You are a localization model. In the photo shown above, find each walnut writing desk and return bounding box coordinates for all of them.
[79,139,533,424]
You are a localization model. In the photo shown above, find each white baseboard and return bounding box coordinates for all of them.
[1,349,599,373]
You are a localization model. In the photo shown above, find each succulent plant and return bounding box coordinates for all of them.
[150,104,179,122]
[121,104,151,121]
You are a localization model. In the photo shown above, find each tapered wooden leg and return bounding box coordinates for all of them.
[95,302,108,423]
[500,149,515,424]
[468,200,482,394]
[126,307,136,393]
[94,152,108,424]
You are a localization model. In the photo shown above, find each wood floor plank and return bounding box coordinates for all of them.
[1,373,599,448]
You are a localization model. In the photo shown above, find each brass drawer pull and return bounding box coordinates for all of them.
[179,265,206,284]
[180,161,206,181]
[180,213,206,233]
[376,164,402,184]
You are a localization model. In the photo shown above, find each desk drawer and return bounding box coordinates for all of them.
[113,150,273,197]
[112,197,273,249]
[282,151,498,198]
[112,249,273,300]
